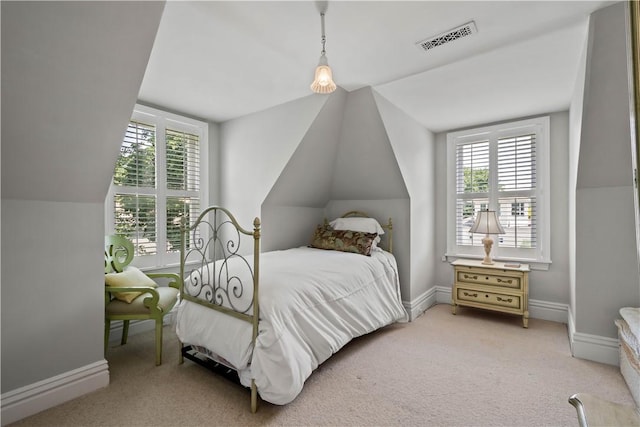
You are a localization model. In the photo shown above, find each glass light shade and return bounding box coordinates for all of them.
[310,56,336,94]
[469,210,505,235]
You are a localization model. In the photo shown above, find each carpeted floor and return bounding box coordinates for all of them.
[9,304,636,426]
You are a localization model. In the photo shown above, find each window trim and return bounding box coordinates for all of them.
[446,116,551,268]
[105,104,209,269]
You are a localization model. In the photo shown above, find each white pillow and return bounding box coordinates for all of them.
[329,217,385,235]
[105,266,157,303]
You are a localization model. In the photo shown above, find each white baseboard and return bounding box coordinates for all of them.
[434,285,569,324]
[1,294,616,427]
[435,286,452,306]
[1,360,109,426]
[403,287,437,320]
[571,332,619,366]
[438,285,619,366]
[2,313,178,425]
[567,310,620,366]
[529,299,569,323]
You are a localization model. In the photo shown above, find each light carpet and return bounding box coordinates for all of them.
[9,304,636,426]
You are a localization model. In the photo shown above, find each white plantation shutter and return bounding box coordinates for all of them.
[106,105,208,268]
[114,121,156,187]
[113,121,158,256]
[165,127,201,254]
[497,134,537,249]
[447,116,550,266]
[166,128,200,192]
[455,141,489,247]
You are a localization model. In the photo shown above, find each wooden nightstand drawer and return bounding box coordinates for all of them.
[456,270,521,290]
[456,287,522,310]
[451,259,530,328]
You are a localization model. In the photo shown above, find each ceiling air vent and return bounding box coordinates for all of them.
[416,21,477,51]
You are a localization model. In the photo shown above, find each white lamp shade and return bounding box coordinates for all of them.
[469,210,505,235]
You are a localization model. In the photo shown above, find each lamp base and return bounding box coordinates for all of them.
[481,235,495,265]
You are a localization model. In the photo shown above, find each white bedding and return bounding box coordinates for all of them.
[176,246,407,405]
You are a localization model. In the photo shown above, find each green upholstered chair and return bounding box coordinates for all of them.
[104,235,180,366]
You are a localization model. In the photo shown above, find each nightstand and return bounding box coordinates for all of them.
[451,258,530,328]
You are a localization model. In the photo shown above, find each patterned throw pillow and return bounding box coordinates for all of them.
[310,225,377,256]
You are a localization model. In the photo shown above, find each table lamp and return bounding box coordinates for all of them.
[469,210,505,265]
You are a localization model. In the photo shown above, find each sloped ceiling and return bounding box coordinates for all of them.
[577,2,633,189]
[1,1,165,202]
[331,87,408,200]
[139,1,615,132]
[264,88,347,207]
[264,86,408,210]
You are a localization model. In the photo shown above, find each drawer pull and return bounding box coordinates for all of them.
[463,274,478,280]
[497,278,513,284]
[497,296,513,303]
[463,292,478,298]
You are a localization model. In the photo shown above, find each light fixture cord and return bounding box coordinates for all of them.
[320,12,327,56]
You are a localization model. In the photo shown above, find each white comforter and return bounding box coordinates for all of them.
[176,246,407,405]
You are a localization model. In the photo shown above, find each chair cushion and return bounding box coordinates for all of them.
[106,286,179,316]
[105,266,158,303]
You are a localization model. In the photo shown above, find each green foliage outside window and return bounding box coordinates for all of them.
[463,167,489,193]
[113,121,199,255]
[461,167,489,218]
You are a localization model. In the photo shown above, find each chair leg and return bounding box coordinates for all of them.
[121,320,130,345]
[104,319,111,357]
[155,318,163,366]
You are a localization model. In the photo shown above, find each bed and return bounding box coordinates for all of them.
[615,307,640,407]
[175,206,408,412]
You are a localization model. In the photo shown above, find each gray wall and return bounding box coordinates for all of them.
[432,5,640,331]
[573,2,640,338]
[374,92,436,306]
[220,93,329,232]
[434,112,572,310]
[1,1,165,393]
[221,86,436,310]
[2,200,104,387]
[3,0,639,418]
[568,18,589,328]
[261,89,348,251]
[330,88,407,200]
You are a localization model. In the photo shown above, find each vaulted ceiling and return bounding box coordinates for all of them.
[139,0,615,132]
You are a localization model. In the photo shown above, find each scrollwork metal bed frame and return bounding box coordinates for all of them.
[178,206,392,413]
[179,206,261,412]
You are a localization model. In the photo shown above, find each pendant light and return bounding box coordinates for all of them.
[310,11,336,94]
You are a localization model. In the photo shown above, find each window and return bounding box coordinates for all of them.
[446,116,550,266]
[511,202,525,217]
[106,104,208,268]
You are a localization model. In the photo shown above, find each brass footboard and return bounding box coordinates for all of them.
[179,206,261,412]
